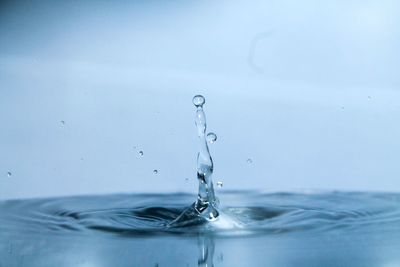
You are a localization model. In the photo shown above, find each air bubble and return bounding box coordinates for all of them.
[247,158,253,164]
[153,169,158,174]
[192,95,205,108]
[7,171,12,177]
[138,151,144,156]
[60,120,65,126]
[217,181,223,188]
[206,132,217,144]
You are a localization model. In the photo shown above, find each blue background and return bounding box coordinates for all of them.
[1,0,400,199]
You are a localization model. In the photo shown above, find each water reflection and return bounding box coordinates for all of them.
[197,236,215,267]
[1,231,400,266]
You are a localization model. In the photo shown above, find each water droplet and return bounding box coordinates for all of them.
[247,158,253,164]
[60,120,65,125]
[153,169,158,174]
[192,95,205,108]
[206,132,217,143]
[138,151,144,156]
[6,171,12,177]
[217,181,223,188]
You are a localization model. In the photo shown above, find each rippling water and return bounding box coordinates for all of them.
[1,191,400,266]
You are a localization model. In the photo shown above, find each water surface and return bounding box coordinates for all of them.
[1,191,400,267]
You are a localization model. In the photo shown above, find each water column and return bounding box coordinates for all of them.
[192,95,219,221]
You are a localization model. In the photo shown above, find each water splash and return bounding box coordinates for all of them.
[193,95,219,220]
[169,95,220,226]
[2,99,400,267]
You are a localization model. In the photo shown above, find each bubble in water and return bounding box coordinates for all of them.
[217,181,223,188]
[7,171,12,177]
[206,132,217,143]
[368,96,372,100]
[138,151,144,156]
[192,95,205,108]
[247,158,253,164]
[60,120,65,126]
[153,169,158,174]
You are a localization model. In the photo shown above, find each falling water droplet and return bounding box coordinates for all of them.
[7,171,12,177]
[138,151,144,156]
[217,181,223,188]
[153,169,158,174]
[192,95,205,108]
[206,132,217,144]
[247,158,253,164]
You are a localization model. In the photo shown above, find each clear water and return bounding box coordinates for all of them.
[1,191,400,266]
[169,95,220,226]
[1,96,400,266]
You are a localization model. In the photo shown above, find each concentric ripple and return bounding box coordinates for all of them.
[1,191,400,237]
